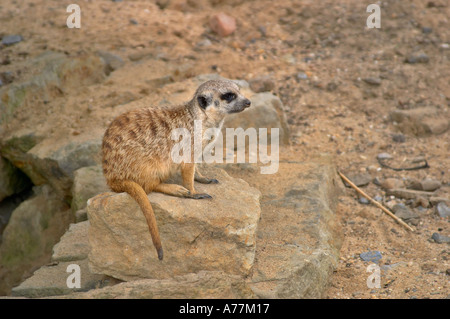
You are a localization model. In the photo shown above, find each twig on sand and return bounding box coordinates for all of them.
[338,171,414,232]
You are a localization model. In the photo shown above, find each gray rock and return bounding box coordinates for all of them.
[389,107,449,136]
[248,75,275,93]
[88,167,261,281]
[374,195,383,202]
[52,221,90,262]
[431,233,450,244]
[405,52,429,64]
[343,173,372,187]
[223,92,290,145]
[1,131,102,199]
[248,156,344,298]
[11,259,104,298]
[0,185,73,293]
[358,197,370,205]
[360,251,382,263]
[1,35,23,46]
[0,185,72,269]
[296,72,308,80]
[363,77,382,86]
[71,165,109,214]
[419,179,441,192]
[59,271,255,299]
[436,202,450,218]
[392,204,420,225]
[377,152,392,160]
[392,133,406,143]
[0,51,105,124]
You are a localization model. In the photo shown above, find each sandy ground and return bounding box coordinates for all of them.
[0,0,449,298]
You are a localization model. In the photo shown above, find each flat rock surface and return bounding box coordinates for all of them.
[57,271,255,299]
[11,259,104,298]
[88,167,262,281]
[244,156,344,298]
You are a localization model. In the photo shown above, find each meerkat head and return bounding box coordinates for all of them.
[194,79,251,115]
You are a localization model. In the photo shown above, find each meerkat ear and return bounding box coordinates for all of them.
[197,95,211,109]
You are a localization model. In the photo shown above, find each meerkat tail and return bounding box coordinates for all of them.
[119,180,163,260]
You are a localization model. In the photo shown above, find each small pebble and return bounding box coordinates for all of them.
[436,202,450,218]
[363,77,382,86]
[422,27,432,34]
[1,34,23,46]
[377,152,392,160]
[358,197,370,205]
[420,179,441,192]
[405,52,429,64]
[392,204,420,225]
[345,173,372,187]
[392,133,405,143]
[360,251,382,263]
[431,232,450,244]
[296,72,308,80]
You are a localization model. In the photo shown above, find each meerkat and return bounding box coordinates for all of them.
[102,79,251,260]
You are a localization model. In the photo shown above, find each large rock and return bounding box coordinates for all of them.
[223,92,290,145]
[52,221,90,262]
[11,259,105,298]
[0,185,71,269]
[0,51,105,124]
[0,185,73,294]
[71,165,109,215]
[87,167,261,281]
[60,271,255,299]
[248,156,344,298]
[1,130,102,200]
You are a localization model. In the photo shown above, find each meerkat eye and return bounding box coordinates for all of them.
[197,95,211,109]
[220,92,236,103]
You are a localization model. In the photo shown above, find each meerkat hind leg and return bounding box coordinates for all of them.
[153,183,191,198]
[195,169,219,184]
[181,163,212,199]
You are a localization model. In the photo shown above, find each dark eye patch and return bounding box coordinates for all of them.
[220,92,236,102]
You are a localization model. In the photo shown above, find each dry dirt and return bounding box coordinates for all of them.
[0,0,449,298]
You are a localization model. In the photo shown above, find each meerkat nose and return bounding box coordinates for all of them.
[244,99,251,108]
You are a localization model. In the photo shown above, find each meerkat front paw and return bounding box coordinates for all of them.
[195,177,219,184]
